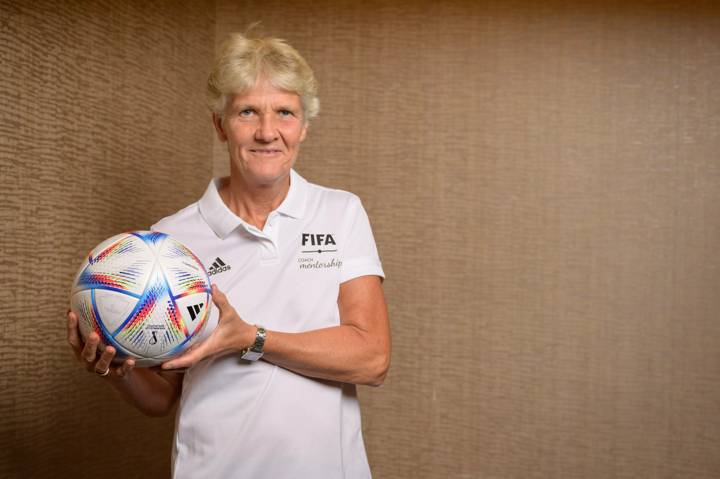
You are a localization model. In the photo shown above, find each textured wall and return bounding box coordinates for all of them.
[214,1,720,478]
[0,1,214,478]
[3,0,720,478]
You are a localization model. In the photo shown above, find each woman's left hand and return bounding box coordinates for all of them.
[161,284,256,370]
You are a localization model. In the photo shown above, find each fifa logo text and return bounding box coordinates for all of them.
[302,233,336,246]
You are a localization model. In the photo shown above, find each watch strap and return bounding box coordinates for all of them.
[241,325,266,361]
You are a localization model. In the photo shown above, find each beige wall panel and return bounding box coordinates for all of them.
[2,0,719,478]
[0,1,214,478]
[215,1,720,478]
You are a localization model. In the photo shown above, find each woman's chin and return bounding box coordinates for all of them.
[234,165,292,188]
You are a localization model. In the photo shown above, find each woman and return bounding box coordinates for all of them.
[67,33,390,478]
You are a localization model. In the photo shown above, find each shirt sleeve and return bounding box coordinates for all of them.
[340,195,385,283]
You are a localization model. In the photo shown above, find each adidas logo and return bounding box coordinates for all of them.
[187,303,204,321]
[208,257,231,276]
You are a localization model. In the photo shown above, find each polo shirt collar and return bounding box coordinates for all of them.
[198,169,308,239]
[277,169,308,220]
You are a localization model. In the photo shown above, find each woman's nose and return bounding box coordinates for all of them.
[255,115,278,142]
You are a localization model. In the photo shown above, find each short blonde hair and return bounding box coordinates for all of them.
[207,33,319,121]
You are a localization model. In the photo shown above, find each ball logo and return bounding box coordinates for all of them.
[187,303,204,321]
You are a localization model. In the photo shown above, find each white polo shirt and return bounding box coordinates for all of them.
[151,169,384,479]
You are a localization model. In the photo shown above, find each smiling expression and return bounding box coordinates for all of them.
[214,78,308,188]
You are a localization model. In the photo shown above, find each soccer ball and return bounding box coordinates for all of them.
[70,231,213,367]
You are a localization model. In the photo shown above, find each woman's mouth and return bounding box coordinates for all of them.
[250,149,282,156]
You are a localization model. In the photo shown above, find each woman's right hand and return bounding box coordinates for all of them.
[67,311,135,379]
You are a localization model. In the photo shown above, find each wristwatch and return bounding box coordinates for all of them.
[240,325,266,361]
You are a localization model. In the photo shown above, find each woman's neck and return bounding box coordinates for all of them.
[219,171,291,230]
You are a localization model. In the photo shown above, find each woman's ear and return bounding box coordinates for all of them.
[212,113,227,142]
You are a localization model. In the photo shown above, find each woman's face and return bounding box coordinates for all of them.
[214,78,308,187]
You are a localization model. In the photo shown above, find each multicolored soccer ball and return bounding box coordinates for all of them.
[70,231,213,367]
